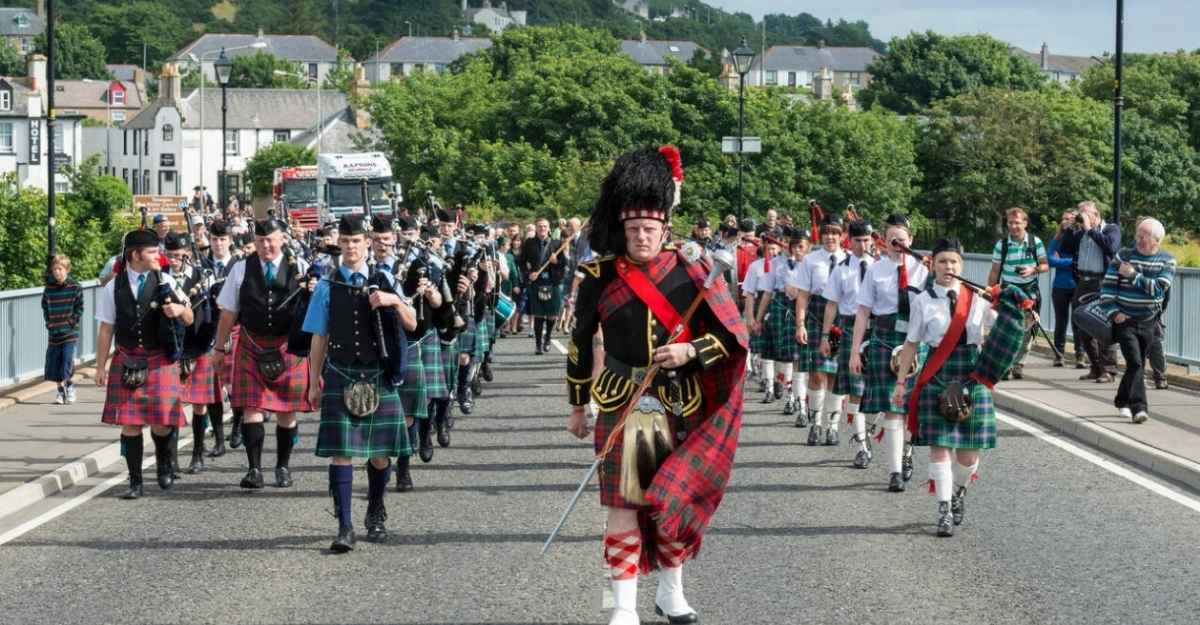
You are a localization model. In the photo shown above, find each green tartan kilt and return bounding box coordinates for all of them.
[749,293,768,354]
[799,296,837,374]
[440,338,458,394]
[482,307,496,350]
[472,316,490,360]
[915,344,997,449]
[529,282,564,317]
[832,314,865,397]
[419,331,449,400]
[762,294,798,362]
[315,362,410,459]
[399,339,428,420]
[862,319,911,414]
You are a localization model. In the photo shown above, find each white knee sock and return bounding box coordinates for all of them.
[762,360,775,388]
[780,362,794,394]
[953,460,979,490]
[883,420,904,474]
[850,402,867,448]
[930,460,953,502]
[809,388,826,426]
[792,372,807,400]
[825,393,845,429]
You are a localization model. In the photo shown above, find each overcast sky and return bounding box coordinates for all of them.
[703,1,1197,56]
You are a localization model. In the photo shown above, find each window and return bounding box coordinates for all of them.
[52,123,64,151]
[111,110,126,123]
[224,129,238,155]
[390,63,404,78]
[765,71,777,86]
[131,170,139,194]
[54,175,69,194]
[143,131,148,154]
[20,38,30,54]
[15,15,29,28]
[143,170,150,194]
[845,72,862,86]
[434,64,447,73]
[0,90,10,111]
[112,89,125,105]
[308,63,318,81]
[413,63,425,74]
[274,129,289,143]
[0,122,12,152]
[132,130,138,155]
[122,168,129,186]
[788,72,797,87]
[162,124,173,142]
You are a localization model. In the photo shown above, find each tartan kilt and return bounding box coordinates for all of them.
[419,331,449,399]
[915,344,997,450]
[474,313,491,360]
[799,296,837,374]
[832,314,865,397]
[440,338,459,394]
[457,319,479,357]
[180,352,220,405]
[484,306,497,345]
[230,333,311,413]
[529,283,564,317]
[101,348,187,427]
[400,339,428,420]
[861,322,910,415]
[220,326,240,389]
[761,295,798,362]
[749,294,767,354]
[314,362,410,459]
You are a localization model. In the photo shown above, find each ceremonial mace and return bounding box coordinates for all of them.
[541,247,735,555]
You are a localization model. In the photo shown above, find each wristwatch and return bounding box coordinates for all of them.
[686,343,697,360]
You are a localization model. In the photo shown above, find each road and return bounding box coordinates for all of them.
[1,336,1197,625]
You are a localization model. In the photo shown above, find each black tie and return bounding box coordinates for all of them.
[946,288,957,314]
[859,259,867,282]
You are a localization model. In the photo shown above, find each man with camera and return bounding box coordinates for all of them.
[1061,201,1122,383]
[986,207,1048,380]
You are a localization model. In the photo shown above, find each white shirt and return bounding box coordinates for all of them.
[742,258,767,295]
[825,252,875,316]
[759,254,798,293]
[216,254,307,314]
[792,247,845,298]
[95,269,179,325]
[856,255,929,316]
[905,282,996,347]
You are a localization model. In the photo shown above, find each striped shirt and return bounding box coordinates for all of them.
[42,279,83,346]
[991,233,1047,285]
[1099,249,1175,321]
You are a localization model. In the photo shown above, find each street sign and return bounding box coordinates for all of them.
[721,136,762,154]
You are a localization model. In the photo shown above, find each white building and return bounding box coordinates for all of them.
[82,64,348,201]
[620,36,704,75]
[0,54,85,193]
[613,0,649,19]
[1012,44,1098,85]
[463,0,526,32]
[169,30,342,86]
[726,45,879,91]
[363,33,493,84]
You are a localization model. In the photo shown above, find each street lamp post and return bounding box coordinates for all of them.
[215,49,233,217]
[1113,0,1125,225]
[732,38,756,222]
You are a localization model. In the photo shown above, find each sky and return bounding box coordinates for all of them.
[703,0,1198,56]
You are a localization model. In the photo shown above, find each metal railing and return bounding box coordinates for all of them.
[0,280,102,387]
[962,253,1199,367]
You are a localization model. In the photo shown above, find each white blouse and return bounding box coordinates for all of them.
[904,282,996,347]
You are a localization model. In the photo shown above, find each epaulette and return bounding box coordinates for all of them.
[579,255,614,279]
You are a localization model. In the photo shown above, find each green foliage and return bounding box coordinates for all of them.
[1078,51,1200,151]
[227,51,307,88]
[1119,111,1200,232]
[0,39,23,76]
[859,32,1046,114]
[91,2,188,69]
[244,142,317,198]
[36,23,109,80]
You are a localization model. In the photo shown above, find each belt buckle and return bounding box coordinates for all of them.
[629,366,648,385]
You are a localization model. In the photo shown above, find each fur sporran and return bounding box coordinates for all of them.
[343,381,380,418]
[619,396,676,505]
[120,357,149,389]
[938,380,972,424]
[536,285,553,302]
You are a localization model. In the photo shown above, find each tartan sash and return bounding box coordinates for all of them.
[906,284,972,435]
[614,255,693,344]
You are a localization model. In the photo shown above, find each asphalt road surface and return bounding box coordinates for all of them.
[1,336,1198,625]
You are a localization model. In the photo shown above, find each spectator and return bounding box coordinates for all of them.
[1100,218,1175,424]
[152,213,171,241]
[1048,209,1085,368]
[1062,200,1122,383]
[1136,216,1171,390]
[42,255,84,405]
[986,207,1049,379]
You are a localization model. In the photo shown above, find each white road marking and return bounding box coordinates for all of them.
[550,339,567,354]
[997,411,1200,514]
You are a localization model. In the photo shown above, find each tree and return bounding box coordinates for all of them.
[91,2,188,69]
[244,142,316,197]
[0,39,23,76]
[1119,111,1200,231]
[227,51,308,89]
[859,32,1046,114]
[36,23,109,80]
[1078,51,1200,152]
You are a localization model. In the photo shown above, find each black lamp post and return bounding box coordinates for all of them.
[1113,0,1124,226]
[732,38,756,222]
[214,48,233,216]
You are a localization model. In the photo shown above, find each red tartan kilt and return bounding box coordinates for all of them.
[180,353,219,405]
[101,349,187,427]
[594,407,641,510]
[230,333,311,413]
[221,327,240,387]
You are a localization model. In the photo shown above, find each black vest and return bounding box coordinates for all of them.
[238,253,299,337]
[327,276,382,365]
[114,269,165,351]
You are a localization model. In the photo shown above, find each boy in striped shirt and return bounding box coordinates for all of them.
[1100,218,1175,424]
[987,207,1049,379]
[42,255,84,404]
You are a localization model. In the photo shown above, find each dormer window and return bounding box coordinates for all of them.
[162,124,173,142]
[15,15,29,29]
[112,87,125,105]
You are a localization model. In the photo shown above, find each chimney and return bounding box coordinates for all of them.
[1040,42,1049,70]
[133,67,146,94]
[257,27,265,40]
[462,0,468,12]
[36,0,44,18]
[452,29,460,42]
[27,53,46,93]
[159,63,182,106]
[349,63,372,130]
[639,30,647,44]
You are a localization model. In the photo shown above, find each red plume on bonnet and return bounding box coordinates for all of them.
[659,144,684,182]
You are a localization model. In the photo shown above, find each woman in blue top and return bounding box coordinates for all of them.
[1048,209,1084,368]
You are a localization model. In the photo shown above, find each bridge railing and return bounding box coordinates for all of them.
[0,280,102,388]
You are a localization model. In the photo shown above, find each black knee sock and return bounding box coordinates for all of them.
[168,427,180,470]
[150,431,172,473]
[418,417,431,441]
[366,460,390,507]
[276,425,297,468]
[209,402,225,445]
[243,422,265,469]
[534,317,545,345]
[191,412,207,453]
[457,360,471,391]
[435,398,450,423]
[407,422,419,454]
[121,434,143,484]
[329,465,353,530]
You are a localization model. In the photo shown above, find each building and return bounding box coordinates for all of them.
[1012,44,1099,84]
[0,3,44,57]
[613,0,649,20]
[0,54,85,193]
[52,77,148,125]
[105,64,144,83]
[82,64,349,200]
[620,35,704,75]
[363,33,492,83]
[728,45,879,91]
[463,0,526,32]
[169,30,341,85]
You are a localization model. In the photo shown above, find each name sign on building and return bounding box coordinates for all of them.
[28,120,39,164]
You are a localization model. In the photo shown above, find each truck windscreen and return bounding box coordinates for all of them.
[283,180,318,207]
[327,179,392,210]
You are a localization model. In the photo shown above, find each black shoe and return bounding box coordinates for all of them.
[901,442,914,482]
[760,390,774,405]
[435,417,450,448]
[365,503,388,542]
[229,421,243,449]
[1011,366,1024,380]
[655,604,700,624]
[951,486,966,526]
[121,481,144,500]
[1075,359,1088,370]
[773,380,784,400]
[418,429,435,464]
[1095,373,1115,384]
[793,409,808,428]
[1052,357,1064,368]
[1155,378,1170,390]
[481,362,494,382]
[395,458,414,493]
[458,388,473,415]
[207,440,226,458]
[156,465,174,491]
[331,526,356,553]
[1079,370,1102,381]
[470,376,483,397]
[888,472,905,492]
[240,468,264,489]
[187,451,206,474]
[782,398,795,415]
[852,448,872,469]
[936,501,954,537]
[824,428,839,446]
[535,343,543,355]
[274,466,293,488]
[807,425,821,446]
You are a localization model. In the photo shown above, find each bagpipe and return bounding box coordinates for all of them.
[137,207,188,364]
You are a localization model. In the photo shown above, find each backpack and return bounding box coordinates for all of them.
[1000,231,1036,270]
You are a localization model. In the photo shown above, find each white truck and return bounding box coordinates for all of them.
[315,152,402,224]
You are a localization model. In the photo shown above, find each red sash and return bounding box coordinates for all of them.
[614,255,693,344]
[906,284,972,435]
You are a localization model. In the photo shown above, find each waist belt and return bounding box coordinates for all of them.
[871,313,899,332]
[1077,271,1105,280]
[604,354,668,387]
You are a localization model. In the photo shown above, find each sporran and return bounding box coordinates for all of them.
[253,349,287,381]
[619,396,675,505]
[344,380,381,418]
[120,357,149,390]
[938,380,972,424]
